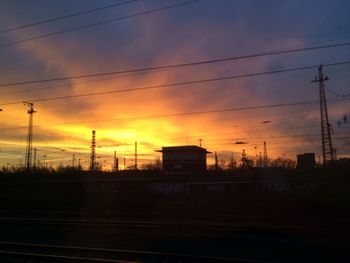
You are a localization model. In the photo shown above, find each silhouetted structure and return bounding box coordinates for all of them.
[90,130,96,171]
[157,146,211,175]
[241,149,248,168]
[311,65,334,164]
[33,148,37,169]
[134,142,138,170]
[24,102,36,170]
[263,141,268,168]
[114,151,118,172]
[297,153,316,170]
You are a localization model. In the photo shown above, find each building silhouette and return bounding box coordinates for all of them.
[157,146,211,176]
[297,153,316,170]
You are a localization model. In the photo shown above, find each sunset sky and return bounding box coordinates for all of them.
[0,0,349,170]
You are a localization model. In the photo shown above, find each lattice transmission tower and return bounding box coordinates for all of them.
[311,64,334,165]
[90,130,96,171]
[24,102,36,170]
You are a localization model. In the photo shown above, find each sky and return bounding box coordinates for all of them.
[0,0,349,170]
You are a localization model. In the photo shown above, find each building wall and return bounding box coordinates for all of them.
[297,153,316,170]
[162,146,208,175]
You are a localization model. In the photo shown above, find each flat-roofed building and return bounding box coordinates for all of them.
[297,153,316,170]
[157,146,211,176]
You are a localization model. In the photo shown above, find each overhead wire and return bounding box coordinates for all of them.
[171,133,350,144]
[0,97,348,131]
[1,61,346,159]
[0,108,322,136]
[0,19,349,163]
[3,135,349,155]
[0,68,168,96]
[0,0,201,48]
[1,42,350,87]
[0,0,139,34]
[1,60,350,106]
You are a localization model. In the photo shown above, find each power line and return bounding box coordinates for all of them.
[172,124,322,140]
[1,134,348,158]
[59,98,350,124]
[6,102,346,143]
[0,98,348,131]
[158,125,350,144]
[1,42,350,87]
[0,108,321,132]
[0,0,200,48]
[204,136,350,149]
[0,68,168,96]
[1,61,350,106]
[0,101,332,132]
[1,131,349,163]
[0,0,139,34]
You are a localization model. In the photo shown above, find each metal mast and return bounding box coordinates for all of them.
[263,141,268,168]
[33,148,37,169]
[134,142,137,170]
[114,150,118,172]
[24,102,36,170]
[90,130,96,171]
[311,64,334,164]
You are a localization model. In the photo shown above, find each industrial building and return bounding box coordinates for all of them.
[157,146,211,176]
[297,153,316,170]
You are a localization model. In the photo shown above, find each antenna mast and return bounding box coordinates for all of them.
[24,102,36,170]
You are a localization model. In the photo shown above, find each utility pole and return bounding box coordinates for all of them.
[242,149,247,168]
[231,152,234,170]
[90,130,96,171]
[114,151,118,172]
[263,141,268,168]
[199,138,202,147]
[215,151,218,171]
[72,153,75,167]
[24,102,36,170]
[42,154,47,168]
[254,146,258,167]
[33,148,37,169]
[259,152,262,167]
[134,141,137,170]
[311,64,334,165]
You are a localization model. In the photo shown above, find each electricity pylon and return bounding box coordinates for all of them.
[311,64,334,165]
[90,130,96,171]
[24,102,36,170]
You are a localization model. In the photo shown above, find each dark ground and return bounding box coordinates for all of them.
[0,171,349,262]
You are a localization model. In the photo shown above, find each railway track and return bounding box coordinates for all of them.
[0,241,271,263]
[0,215,348,262]
[0,215,348,234]
[0,217,164,229]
